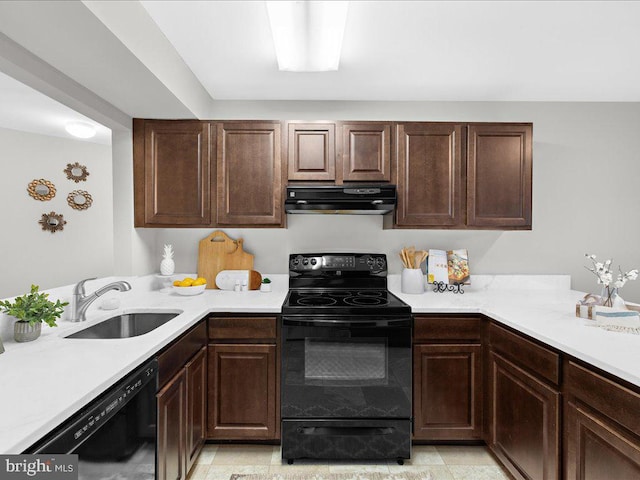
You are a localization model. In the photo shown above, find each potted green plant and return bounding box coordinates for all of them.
[0,285,68,342]
[260,277,272,293]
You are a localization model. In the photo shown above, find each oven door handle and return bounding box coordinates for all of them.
[282,316,412,328]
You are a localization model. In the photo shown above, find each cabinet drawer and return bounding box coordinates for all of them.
[566,361,640,435]
[414,316,481,342]
[209,316,277,342]
[158,321,207,389]
[489,323,560,386]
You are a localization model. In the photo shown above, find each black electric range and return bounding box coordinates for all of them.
[280,253,413,465]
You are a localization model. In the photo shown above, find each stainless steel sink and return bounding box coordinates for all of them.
[65,312,179,339]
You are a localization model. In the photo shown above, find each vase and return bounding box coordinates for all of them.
[601,286,625,308]
[14,321,41,342]
[401,268,425,294]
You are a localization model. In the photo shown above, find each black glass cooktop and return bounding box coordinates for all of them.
[282,289,411,316]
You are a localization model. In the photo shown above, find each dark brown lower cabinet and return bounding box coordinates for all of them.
[208,343,278,440]
[413,343,482,440]
[489,352,560,480]
[185,347,207,473]
[157,370,186,480]
[157,323,207,480]
[564,361,640,480]
[565,402,640,480]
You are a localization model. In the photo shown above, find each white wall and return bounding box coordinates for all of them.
[142,101,640,303]
[0,127,113,297]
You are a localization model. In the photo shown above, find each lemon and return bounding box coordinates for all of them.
[193,278,206,286]
[179,279,193,287]
[173,280,181,287]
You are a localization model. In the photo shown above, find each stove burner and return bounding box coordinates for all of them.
[343,296,390,306]
[358,291,384,297]
[297,296,338,306]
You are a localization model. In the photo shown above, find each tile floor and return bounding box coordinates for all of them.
[187,444,511,480]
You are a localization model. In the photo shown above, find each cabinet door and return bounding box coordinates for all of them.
[565,400,640,480]
[490,352,560,480]
[208,343,278,440]
[341,122,391,182]
[467,123,532,229]
[413,344,482,440]
[395,123,464,227]
[134,120,212,227]
[288,122,335,181]
[185,347,207,474]
[216,122,283,226]
[157,370,186,480]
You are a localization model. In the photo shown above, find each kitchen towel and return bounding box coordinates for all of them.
[595,306,640,334]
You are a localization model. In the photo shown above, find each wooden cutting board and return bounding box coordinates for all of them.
[197,231,254,289]
[224,238,254,272]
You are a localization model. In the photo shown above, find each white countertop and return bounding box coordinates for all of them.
[0,274,289,454]
[1,273,640,454]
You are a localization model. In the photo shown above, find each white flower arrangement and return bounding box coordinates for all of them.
[584,253,638,289]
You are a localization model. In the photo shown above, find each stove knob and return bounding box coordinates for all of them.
[366,257,374,266]
[376,257,386,268]
[310,258,317,266]
[291,257,300,268]
[302,258,309,266]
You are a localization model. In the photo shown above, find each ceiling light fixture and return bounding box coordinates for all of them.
[266,1,349,72]
[65,122,97,139]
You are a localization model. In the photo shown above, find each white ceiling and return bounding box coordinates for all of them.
[0,70,111,145]
[1,0,640,143]
[141,0,640,102]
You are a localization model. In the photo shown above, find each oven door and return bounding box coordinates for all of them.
[281,316,412,419]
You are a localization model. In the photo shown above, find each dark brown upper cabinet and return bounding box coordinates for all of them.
[467,123,532,229]
[393,122,532,230]
[133,119,531,230]
[394,123,464,227]
[341,122,391,182]
[216,121,284,226]
[288,122,336,181]
[134,119,212,227]
[286,121,391,184]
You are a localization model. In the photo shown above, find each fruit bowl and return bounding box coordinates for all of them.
[173,284,207,296]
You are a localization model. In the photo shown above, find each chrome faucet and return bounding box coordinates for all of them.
[70,277,132,322]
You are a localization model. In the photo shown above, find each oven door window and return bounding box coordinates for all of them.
[304,338,387,386]
[281,322,412,419]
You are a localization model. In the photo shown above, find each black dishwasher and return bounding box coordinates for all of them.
[29,358,158,480]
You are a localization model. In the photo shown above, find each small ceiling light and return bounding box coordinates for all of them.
[65,122,96,139]
[266,1,349,72]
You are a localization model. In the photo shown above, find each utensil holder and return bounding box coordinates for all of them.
[401,268,425,294]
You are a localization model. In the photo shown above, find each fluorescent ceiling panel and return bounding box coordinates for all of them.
[266,1,349,72]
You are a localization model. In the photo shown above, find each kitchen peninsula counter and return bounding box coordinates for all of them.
[2,274,640,454]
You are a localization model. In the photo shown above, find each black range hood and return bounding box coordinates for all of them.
[285,185,396,215]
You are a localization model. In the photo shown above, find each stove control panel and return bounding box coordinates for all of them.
[289,254,387,273]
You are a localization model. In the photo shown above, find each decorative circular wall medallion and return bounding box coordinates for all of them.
[67,190,93,210]
[64,162,89,182]
[38,212,67,233]
[27,179,56,201]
